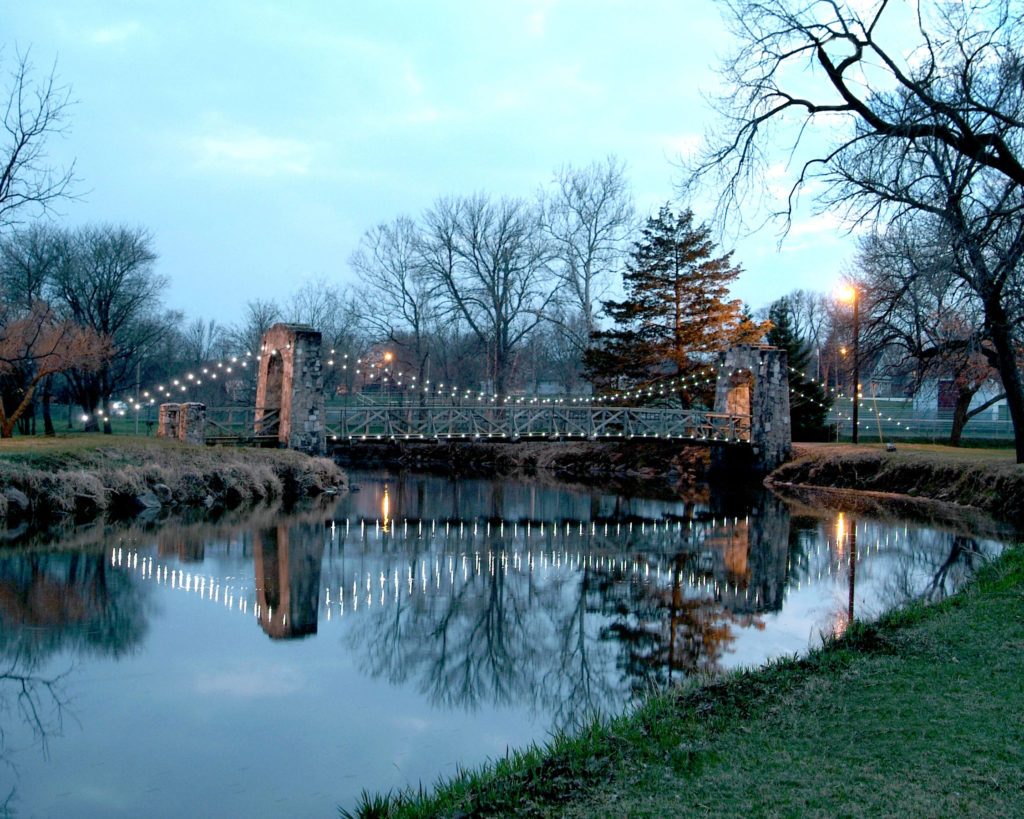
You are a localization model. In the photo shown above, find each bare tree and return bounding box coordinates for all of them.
[350,216,441,391]
[420,194,555,395]
[694,0,1024,460]
[541,157,635,350]
[285,277,342,333]
[859,219,1004,445]
[0,223,69,432]
[180,317,227,365]
[225,297,281,358]
[49,224,169,431]
[0,51,75,231]
[0,222,64,309]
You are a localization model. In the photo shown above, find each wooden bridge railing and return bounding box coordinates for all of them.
[323,405,751,443]
[205,407,280,443]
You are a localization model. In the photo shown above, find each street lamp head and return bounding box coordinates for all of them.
[837,284,857,303]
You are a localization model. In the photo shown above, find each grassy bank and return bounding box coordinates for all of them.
[0,435,345,524]
[769,443,1024,524]
[343,544,1024,818]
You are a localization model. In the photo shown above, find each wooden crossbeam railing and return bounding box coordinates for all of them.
[205,407,280,440]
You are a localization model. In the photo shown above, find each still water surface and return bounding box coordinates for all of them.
[0,470,1007,817]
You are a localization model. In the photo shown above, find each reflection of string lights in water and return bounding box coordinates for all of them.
[107,516,985,636]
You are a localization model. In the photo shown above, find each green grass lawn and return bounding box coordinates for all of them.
[793,441,1018,464]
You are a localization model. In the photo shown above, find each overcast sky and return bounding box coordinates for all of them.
[7,1,854,325]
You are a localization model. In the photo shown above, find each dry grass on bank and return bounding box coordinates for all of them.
[775,443,1024,523]
[0,435,345,522]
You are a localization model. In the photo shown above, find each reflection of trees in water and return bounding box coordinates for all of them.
[0,550,150,798]
[877,530,989,610]
[596,557,750,693]
[785,512,997,629]
[1,649,70,768]
[342,492,793,728]
[0,552,149,662]
[348,534,557,713]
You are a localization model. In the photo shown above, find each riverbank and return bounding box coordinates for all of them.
[0,435,345,528]
[334,439,712,482]
[344,543,1024,818]
[769,442,1024,524]
[335,440,1024,521]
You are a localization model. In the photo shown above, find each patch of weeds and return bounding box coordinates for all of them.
[338,789,405,819]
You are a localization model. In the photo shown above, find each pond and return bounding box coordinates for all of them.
[0,469,1009,817]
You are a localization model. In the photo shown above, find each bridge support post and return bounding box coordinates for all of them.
[157,402,206,445]
[714,344,791,473]
[254,323,326,456]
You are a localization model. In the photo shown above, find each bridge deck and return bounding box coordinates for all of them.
[203,404,752,446]
[323,405,751,444]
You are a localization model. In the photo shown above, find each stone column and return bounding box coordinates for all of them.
[178,402,207,445]
[157,403,181,439]
[254,323,326,455]
[714,345,791,472]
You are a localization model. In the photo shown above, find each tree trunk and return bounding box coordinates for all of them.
[949,388,973,447]
[83,404,99,433]
[986,300,1024,463]
[42,375,55,436]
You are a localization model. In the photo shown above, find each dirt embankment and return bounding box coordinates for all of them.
[767,443,1024,525]
[334,439,715,483]
[0,437,346,527]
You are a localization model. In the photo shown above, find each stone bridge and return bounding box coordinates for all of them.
[158,324,792,471]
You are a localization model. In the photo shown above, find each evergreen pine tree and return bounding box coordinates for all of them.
[584,204,766,403]
[767,297,832,440]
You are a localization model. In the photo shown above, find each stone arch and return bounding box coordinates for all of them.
[714,344,791,471]
[721,369,754,417]
[258,351,285,435]
[254,323,325,455]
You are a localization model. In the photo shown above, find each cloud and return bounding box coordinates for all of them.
[526,11,547,37]
[194,664,302,697]
[87,21,143,44]
[658,133,701,159]
[788,211,866,238]
[188,124,314,176]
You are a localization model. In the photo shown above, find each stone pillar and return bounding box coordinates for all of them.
[254,323,326,455]
[714,344,791,472]
[157,403,181,439]
[157,402,206,444]
[178,402,207,445]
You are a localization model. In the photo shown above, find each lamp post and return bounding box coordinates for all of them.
[839,285,860,443]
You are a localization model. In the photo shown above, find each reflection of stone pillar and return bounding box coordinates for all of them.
[157,534,205,563]
[740,493,791,614]
[157,403,180,439]
[253,522,325,639]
